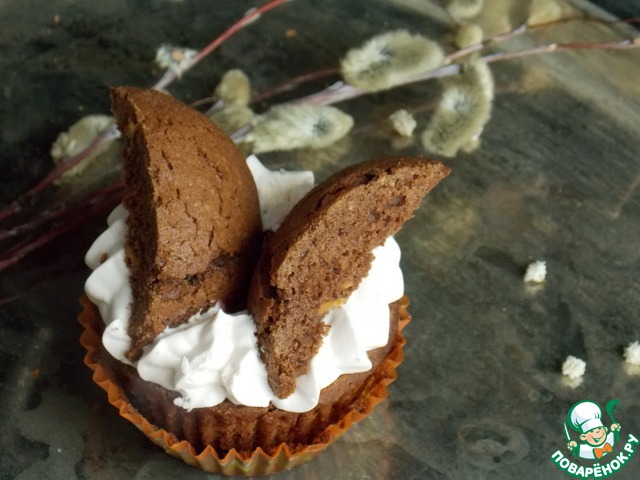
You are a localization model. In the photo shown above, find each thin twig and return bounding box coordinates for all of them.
[287,63,462,107]
[153,0,292,91]
[282,34,640,108]
[0,180,123,241]
[252,66,340,103]
[196,66,339,117]
[0,124,120,223]
[447,16,640,62]
[189,97,217,109]
[0,191,121,271]
[447,23,528,62]
[482,38,640,64]
[0,0,292,227]
[2,8,640,271]
[228,63,462,142]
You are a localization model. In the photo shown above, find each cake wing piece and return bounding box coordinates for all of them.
[110,87,262,360]
[248,156,450,398]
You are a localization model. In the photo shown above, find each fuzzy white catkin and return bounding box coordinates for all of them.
[421,60,494,157]
[446,0,484,20]
[51,115,114,162]
[215,69,251,107]
[50,115,120,179]
[155,45,198,77]
[209,105,254,134]
[340,30,444,92]
[527,0,563,25]
[454,23,484,49]
[246,104,354,153]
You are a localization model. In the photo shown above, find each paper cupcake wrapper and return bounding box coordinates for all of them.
[78,294,411,476]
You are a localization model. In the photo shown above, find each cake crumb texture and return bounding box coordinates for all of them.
[110,87,262,360]
[249,156,450,398]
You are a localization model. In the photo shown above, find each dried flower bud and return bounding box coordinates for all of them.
[388,109,417,137]
[421,60,494,157]
[445,0,484,21]
[214,69,251,107]
[340,30,444,92]
[246,104,353,153]
[155,44,198,77]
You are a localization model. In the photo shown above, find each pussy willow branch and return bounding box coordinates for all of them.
[0,0,292,226]
[234,15,640,109]
[287,13,640,108]
[1,8,627,226]
[252,66,340,103]
[0,180,123,241]
[482,38,640,63]
[153,0,292,91]
[2,11,640,272]
[0,124,120,223]
[287,64,462,107]
[239,15,640,107]
[447,15,640,62]
[0,189,121,271]
[254,35,640,111]
[203,66,340,116]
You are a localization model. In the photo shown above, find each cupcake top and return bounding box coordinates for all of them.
[85,155,404,413]
[86,87,450,413]
[110,87,262,360]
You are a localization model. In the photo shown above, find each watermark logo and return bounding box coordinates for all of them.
[550,399,638,478]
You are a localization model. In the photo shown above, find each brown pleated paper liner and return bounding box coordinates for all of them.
[78,294,411,476]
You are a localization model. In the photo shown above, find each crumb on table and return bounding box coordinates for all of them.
[562,355,586,380]
[524,260,546,283]
[624,341,640,366]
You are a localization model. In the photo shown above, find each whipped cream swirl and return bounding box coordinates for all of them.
[84,155,404,413]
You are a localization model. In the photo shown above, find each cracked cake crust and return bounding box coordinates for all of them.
[248,156,450,398]
[110,86,262,360]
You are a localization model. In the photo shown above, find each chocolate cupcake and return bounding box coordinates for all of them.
[80,87,449,475]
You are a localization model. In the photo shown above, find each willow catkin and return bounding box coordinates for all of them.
[50,115,121,179]
[445,0,484,21]
[154,45,198,77]
[454,23,484,49]
[214,69,251,107]
[209,105,254,134]
[527,0,563,25]
[246,104,354,153]
[340,30,444,92]
[421,60,494,158]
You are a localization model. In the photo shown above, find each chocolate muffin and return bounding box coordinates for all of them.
[82,87,450,475]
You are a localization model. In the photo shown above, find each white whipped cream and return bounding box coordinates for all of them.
[84,155,404,413]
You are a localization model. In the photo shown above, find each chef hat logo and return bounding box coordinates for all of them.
[568,400,604,434]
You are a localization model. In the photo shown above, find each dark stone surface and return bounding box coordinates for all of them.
[1,1,640,479]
